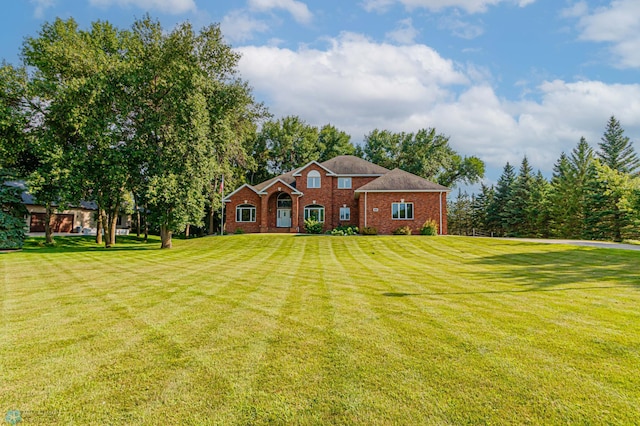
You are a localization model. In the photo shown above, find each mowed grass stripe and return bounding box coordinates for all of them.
[2,234,640,424]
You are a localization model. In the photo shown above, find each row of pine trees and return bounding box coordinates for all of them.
[448,116,640,241]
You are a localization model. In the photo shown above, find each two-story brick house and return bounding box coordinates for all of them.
[223,155,450,235]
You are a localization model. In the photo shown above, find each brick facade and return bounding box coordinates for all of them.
[224,156,449,235]
[358,192,448,235]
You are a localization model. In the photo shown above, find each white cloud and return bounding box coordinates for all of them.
[385,18,419,44]
[438,15,484,39]
[363,0,535,14]
[221,10,270,43]
[434,81,640,170]
[88,0,196,14]
[31,0,54,19]
[570,0,640,68]
[560,1,588,18]
[237,32,467,131]
[236,34,640,179]
[248,0,312,24]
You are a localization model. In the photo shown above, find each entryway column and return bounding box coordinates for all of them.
[291,195,300,232]
[260,194,269,233]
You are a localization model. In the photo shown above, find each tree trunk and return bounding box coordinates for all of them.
[96,210,103,245]
[136,209,141,238]
[185,224,190,239]
[209,200,215,235]
[109,210,118,247]
[143,203,148,243]
[103,210,112,248]
[44,203,54,245]
[104,207,119,248]
[160,225,172,249]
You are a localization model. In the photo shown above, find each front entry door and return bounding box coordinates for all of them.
[277,209,291,227]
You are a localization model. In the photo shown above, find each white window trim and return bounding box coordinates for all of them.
[339,207,351,221]
[337,177,352,189]
[236,204,256,222]
[304,205,325,222]
[307,170,321,189]
[392,202,413,220]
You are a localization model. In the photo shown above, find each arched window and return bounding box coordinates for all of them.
[304,204,325,222]
[236,204,256,222]
[307,170,321,188]
[277,192,292,208]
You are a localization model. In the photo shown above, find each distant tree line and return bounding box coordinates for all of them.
[245,116,484,188]
[448,116,640,242]
[0,16,483,248]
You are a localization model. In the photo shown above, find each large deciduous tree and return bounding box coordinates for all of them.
[126,18,262,248]
[22,18,131,246]
[16,16,263,249]
[247,117,357,183]
[362,128,484,187]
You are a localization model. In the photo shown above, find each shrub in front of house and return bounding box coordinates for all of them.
[331,225,358,236]
[393,226,412,235]
[360,226,378,235]
[420,219,438,236]
[234,228,245,234]
[0,183,28,249]
[304,219,323,234]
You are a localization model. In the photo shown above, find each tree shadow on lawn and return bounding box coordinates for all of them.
[462,247,640,291]
[20,235,160,253]
[382,247,640,297]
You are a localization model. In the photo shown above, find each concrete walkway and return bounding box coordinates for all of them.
[499,238,640,251]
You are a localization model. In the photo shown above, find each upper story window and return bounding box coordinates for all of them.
[337,177,352,189]
[307,170,321,188]
[236,204,256,222]
[392,202,413,220]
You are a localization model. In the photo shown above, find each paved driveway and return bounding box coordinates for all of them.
[500,238,640,251]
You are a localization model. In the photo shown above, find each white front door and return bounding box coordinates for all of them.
[277,209,292,227]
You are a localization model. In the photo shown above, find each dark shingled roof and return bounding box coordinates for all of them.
[320,155,389,175]
[355,168,449,192]
[252,169,297,192]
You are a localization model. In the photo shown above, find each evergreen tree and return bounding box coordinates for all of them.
[549,138,596,238]
[486,162,516,236]
[471,183,494,235]
[548,152,572,237]
[583,160,615,240]
[569,138,596,238]
[530,171,551,237]
[448,189,473,235]
[598,116,639,175]
[506,157,534,236]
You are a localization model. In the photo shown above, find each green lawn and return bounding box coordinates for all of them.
[2,234,639,424]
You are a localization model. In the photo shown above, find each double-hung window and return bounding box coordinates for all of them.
[236,204,256,222]
[339,207,351,221]
[392,202,413,220]
[337,177,352,189]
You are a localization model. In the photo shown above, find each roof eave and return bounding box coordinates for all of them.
[291,160,337,176]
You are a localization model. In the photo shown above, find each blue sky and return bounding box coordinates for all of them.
[2,0,640,186]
